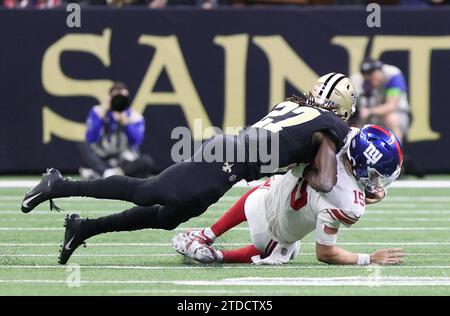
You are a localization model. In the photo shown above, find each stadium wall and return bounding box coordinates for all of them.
[1,7,449,173]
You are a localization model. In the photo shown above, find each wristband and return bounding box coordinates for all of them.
[357,253,371,265]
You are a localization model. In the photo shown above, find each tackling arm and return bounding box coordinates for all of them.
[303,132,338,193]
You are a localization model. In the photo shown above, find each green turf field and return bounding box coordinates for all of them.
[1,180,450,296]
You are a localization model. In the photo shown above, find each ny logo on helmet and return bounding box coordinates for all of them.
[363,143,383,165]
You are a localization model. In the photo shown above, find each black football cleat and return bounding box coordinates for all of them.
[59,214,87,265]
[21,168,63,213]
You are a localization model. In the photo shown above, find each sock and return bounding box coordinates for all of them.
[210,186,258,237]
[220,245,262,263]
[80,204,187,239]
[202,227,217,242]
[80,205,158,239]
[50,176,161,207]
[51,176,142,201]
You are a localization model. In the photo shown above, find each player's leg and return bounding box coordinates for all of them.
[185,244,263,264]
[213,187,272,263]
[182,187,302,264]
[22,135,249,213]
[59,203,205,264]
[22,164,183,213]
[208,186,258,240]
[177,187,271,264]
[172,186,258,255]
[52,161,204,206]
[219,245,263,263]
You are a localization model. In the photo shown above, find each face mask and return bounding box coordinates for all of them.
[359,166,401,193]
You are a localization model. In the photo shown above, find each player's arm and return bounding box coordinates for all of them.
[316,241,405,265]
[303,132,338,193]
[315,213,405,265]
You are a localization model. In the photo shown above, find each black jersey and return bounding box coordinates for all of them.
[243,101,349,180]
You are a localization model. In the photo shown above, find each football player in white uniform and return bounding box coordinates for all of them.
[173,125,405,265]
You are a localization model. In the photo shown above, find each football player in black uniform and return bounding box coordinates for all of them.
[21,73,357,264]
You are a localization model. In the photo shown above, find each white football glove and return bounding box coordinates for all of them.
[251,242,299,265]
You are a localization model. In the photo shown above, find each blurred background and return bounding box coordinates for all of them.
[0,1,449,177]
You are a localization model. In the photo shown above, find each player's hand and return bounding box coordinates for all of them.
[365,189,385,204]
[251,256,284,266]
[370,248,405,265]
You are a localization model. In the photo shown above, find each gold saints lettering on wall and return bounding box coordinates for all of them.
[41,29,443,144]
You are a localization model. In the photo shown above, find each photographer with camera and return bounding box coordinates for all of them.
[77,81,155,179]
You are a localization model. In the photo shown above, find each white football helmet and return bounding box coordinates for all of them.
[310,73,357,121]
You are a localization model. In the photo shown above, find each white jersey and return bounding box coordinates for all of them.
[259,129,366,246]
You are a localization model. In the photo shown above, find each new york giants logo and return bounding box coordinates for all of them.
[363,143,383,165]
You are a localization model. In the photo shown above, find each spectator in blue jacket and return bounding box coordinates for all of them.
[78,81,155,179]
[350,59,411,142]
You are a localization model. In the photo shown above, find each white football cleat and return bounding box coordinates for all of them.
[186,240,221,263]
[172,230,212,256]
[172,232,193,256]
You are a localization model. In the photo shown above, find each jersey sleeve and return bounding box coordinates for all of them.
[315,204,363,246]
[85,107,104,144]
[320,115,350,152]
[385,73,407,95]
[316,210,340,246]
[123,110,145,147]
[326,208,361,228]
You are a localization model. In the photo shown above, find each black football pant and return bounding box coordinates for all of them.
[50,135,250,237]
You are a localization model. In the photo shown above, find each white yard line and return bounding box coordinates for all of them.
[2,277,450,286]
[171,276,450,287]
[110,289,258,294]
[2,195,450,202]
[2,179,450,189]
[0,242,450,247]
[1,226,450,232]
[0,242,250,247]
[0,252,448,258]
[4,214,450,222]
[366,210,450,214]
[1,265,450,270]
[390,181,450,189]
[0,254,177,257]
[2,210,450,217]
[384,196,450,201]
